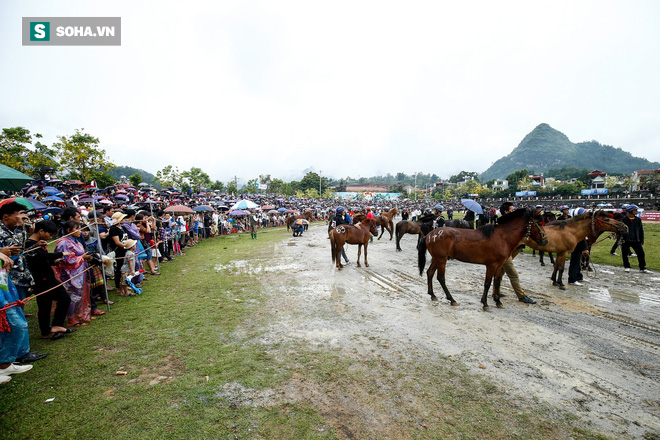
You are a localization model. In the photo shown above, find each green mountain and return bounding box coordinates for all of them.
[107,166,156,184]
[480,123,659,181]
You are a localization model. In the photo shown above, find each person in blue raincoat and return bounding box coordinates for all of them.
[0,253,33,382]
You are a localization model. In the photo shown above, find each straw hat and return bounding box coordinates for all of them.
[111,212,127,223]
[123,239,137,250]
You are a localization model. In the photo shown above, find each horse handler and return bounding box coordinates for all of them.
[500,202,537,304]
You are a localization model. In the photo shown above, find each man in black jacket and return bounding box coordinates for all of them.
[621,205,652,273]
[24,220,72,339]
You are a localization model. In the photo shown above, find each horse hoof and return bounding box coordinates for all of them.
[431,296,438,301]
[365,263,369,267]
[496,303,504,309]
[450,301,459,307]
[483,306,491,312]
[541,263,545,266]
[552,282,559,286]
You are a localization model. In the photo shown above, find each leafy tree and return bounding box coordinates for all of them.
[226,180,238,195]
[505,169,529,190]
[181,167,212,191]
[449,171,480,184]
[298,172,321,192]
[154,165,182,189]
[210,180,225,192]
[555,183,578,197]
[243,178,259,194]
[396,172,406,181]
[1,127,57,176]
[53,129,113,183]
[269,178,284,194]
[128,173,142,187]
[94,172,116,189]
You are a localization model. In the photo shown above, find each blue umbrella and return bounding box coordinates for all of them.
[192,205,214,212]
[114,194,129,200]
[41,188,60,195]
[277,207,288,212]
[461,199,484,214]
[229,210,247,216]
[42,195,64,202]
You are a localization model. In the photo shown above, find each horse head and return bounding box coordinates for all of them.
[527,210,548,246]
[366,219,378,236]
[592,210,628,235]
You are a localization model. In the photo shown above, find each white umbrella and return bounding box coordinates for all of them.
[229,199,258,210]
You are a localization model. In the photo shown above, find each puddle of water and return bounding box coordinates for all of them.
[588,287,612,303]
[214,260,304,275]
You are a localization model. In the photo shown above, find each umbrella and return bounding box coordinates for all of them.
[164,205,194,214]
[138,200,160,205]
[267,209,278,214]
[64,180,85,185]
[285,209,298,213]
[41,188,60,195]
[461,199,484,214]
[261,205,276,210]
[78,196,104,203]
[99,199,113,205]
[293,219,309,226]
[277,207,288,212]
[229,200,258,210]
[42,195,64,202]
[115,189,127,194]
[229,210,247,216]
[216,206,230,211]
[192,205,214,212]
[0,164,34,191]
[42,207,63,216]
[0,197,47,211]
[114,194,129,200]
[138,182,150,187]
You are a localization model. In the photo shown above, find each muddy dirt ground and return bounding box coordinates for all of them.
[225,224,660,439]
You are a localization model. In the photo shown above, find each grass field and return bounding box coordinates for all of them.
[1,226,616,439]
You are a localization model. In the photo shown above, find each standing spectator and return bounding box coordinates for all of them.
[24,220,72,339]
[55,221,93,326]
[621,205,652,273]
[0,202,34,302]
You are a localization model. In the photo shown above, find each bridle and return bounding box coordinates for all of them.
[524,215,546,242]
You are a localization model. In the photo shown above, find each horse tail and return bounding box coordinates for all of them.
[418,235,427,276]
[330,231,336,263]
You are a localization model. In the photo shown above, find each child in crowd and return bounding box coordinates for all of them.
[119,239,137,296]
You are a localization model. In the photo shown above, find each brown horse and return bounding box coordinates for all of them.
[395,219,431,251]
[375,208,399,240]
[329,218,378,270]
[418,208,548,310]
[518,210,627,289]
[286,210,314,231]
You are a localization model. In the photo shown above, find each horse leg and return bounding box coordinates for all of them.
[482,266,495,311]
[388,221,393,240]
[539,251,545,266]
[550,252,555,265]
[493,266,504,308]
[356,244,362,267]
[378,223,385,240]
[395,228,402,251]
[556,253,568,289]
[426,258,438,301]
[436,258,457,306]
[364,241,369,267]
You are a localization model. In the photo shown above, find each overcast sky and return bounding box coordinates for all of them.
[1,1,659,185]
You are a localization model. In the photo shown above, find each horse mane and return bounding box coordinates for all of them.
[496,208,530,225]
[477,224,496,238]
[550,211,592,229]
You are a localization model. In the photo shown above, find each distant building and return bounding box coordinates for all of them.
[492,179,509,191]
[630,169,660,192]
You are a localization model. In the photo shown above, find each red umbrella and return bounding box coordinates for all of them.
[164,205,194,214]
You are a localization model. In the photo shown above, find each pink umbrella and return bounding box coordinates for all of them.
[164,205,194,214]
[115,190,127,194]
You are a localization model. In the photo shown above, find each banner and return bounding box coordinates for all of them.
[640,211,660,221]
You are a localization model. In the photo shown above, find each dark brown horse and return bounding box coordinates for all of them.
[286,210,314,231]
[375,208,399,240]
[329,218,378,270]
[395,219,432,251]
[533,211,557,266]
[518,210,627,289]
[418,208,548,310]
